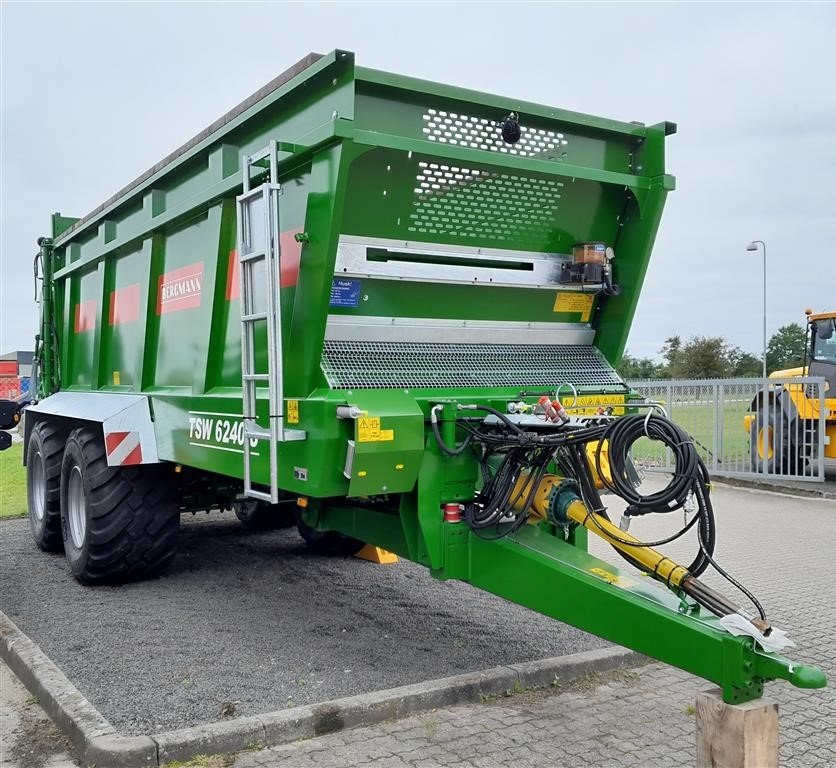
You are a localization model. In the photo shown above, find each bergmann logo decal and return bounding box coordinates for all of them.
[157,261,204,315]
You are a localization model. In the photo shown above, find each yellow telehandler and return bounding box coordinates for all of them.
[745,310,835,474]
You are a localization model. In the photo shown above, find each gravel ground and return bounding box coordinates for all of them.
[0,513,606,736]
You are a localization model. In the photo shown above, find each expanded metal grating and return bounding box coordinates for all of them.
[321,341,626,390]
[409,161,564,243]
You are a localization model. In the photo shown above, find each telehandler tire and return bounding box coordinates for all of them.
[750,409,798,475]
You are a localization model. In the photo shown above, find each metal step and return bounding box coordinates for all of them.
[244,428,271,441]
[244,488,274,503]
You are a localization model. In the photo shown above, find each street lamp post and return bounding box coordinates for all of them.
[746,240,767,379]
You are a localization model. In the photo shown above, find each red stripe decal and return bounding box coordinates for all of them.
[121,444,143,465]
[109,283,140,326]
[280,229,304,288]
[157,261,204,315]
[225,230,303,302]
[105,431,130,455]
[74,300,97,333]
[226,250,240,300]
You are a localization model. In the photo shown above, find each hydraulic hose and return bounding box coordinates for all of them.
[595,413,716,578]
[597,414,695,514]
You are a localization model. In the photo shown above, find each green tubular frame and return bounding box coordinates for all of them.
[35,50,825,703]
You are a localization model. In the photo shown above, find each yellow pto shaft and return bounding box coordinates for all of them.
[563,499,690,589]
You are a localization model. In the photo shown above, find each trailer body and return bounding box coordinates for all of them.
[13,51,825,705]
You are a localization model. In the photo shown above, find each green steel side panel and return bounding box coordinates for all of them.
[596,178,669,362]
[66,266,102,388]
[343,391,424,496]
[154,212,216,388]
[354,66,653,143]
[342,146,626,252]
[328,279,599,325]
[285,143,353,396]
[101,244,146,390]
[149,390,355,492]
[353,73,643,175]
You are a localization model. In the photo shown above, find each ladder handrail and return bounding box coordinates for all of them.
[237,140,283,503]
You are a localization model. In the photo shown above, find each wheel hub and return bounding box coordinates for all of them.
[31,451,46,522]
[67,465,87,549]
[756,427,774,460]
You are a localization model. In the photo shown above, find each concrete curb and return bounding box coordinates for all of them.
[1,610,641,766]
[712,474,836,500]
[0,612,157,766]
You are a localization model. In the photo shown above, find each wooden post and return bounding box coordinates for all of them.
[696,688,779,768]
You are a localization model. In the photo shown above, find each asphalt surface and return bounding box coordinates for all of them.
[0,513,607,736]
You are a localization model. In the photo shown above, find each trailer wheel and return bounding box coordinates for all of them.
[233,499,295,530]
[60,427,179,584]
[26,420,65,552]
[294,508,364,557]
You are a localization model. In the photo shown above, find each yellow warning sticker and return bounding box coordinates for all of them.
[286,400,299,424]
[571,394,626,416]
[553,292,595,322]
[357,416,394,443]
[112,371,121,386]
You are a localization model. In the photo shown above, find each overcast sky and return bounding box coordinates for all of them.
[2,1,834,360]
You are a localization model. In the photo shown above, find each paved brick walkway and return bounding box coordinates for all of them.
[233,482,835,767]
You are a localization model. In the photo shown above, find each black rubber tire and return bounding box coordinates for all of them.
[60,427,179,584]
[750,409,795,474]
[294,508,364,557]
[26,419,65,552]
[233,499,295,530]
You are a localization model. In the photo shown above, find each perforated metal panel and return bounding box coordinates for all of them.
[422,108,569,159]
[321,341,625,390]
[410,161,564,242]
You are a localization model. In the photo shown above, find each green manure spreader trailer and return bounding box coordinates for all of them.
[2,50,825,705]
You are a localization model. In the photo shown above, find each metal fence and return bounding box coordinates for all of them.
[626,376,828,482]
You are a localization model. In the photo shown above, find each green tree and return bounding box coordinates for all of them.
[618,353,660,380]
[766,323,806,373]
[725,347,763,377]
[671,336,729,378]
[657,335,682,378]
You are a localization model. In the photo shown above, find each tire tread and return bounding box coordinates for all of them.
[62,427,179,584]
[27,419,66,552]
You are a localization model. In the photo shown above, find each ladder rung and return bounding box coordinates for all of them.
[244,488,273,503]
[243,373,269,381]
[249,147,271,163]
[240,250,266,263]
[238,185,267,203]
[244,426,271,440]
[241,312,267,322]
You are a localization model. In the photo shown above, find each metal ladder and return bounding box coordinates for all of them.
[236,140,304,503]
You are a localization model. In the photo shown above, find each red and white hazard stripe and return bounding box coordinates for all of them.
[105,431,143,466]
